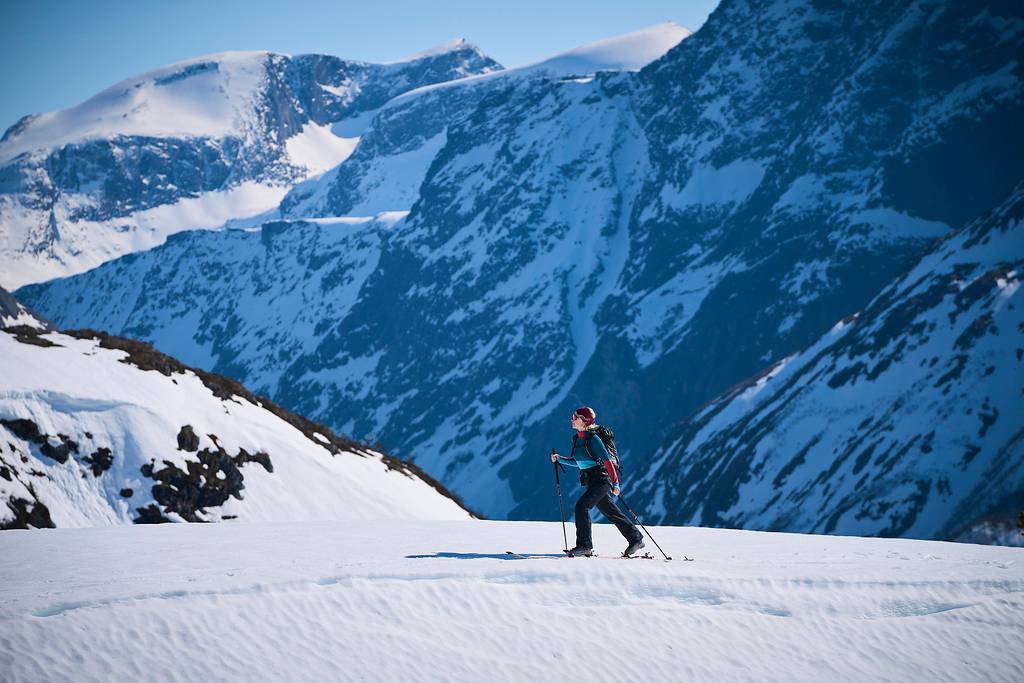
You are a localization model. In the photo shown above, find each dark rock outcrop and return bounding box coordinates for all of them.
[83,447,113,476]
[176,425,200,452]
[1,495,55,530]
[0,418,79,464]
[137,436,272,523]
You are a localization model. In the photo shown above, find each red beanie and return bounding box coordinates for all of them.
[573,406,596,425]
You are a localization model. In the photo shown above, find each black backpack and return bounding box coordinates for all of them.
[592,425,622,473]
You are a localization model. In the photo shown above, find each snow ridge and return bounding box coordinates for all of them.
[0,321,474,529]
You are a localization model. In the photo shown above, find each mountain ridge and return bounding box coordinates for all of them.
[0,43,502,289]
[15,0,1024,532]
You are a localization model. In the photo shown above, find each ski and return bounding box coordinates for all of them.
[506,550,692,561]
[620,552,693,561]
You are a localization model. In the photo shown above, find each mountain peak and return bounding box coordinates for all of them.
[383,22,693,108]
[389,37,486,64]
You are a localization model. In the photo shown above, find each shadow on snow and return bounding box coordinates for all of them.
[405,552,564,560]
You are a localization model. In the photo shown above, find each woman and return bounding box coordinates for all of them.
[551,406,645,557]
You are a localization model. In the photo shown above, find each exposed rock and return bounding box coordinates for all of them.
[0,418,79,463]
[1,324,59,347]
[177,425,200,452]
[83,447,113,476]
[1,494,54,530]
[133,504,169,525]
[138,436,273,523]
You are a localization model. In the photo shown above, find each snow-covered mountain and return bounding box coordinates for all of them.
[278,22,691,219]
[634,184,1023,542]
[17,0,1024,529]
[0,299,474,529]
[0,44,501,289]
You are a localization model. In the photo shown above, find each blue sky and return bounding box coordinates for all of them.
[0,0,719,134]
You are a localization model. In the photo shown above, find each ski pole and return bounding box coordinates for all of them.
[552,449,568,552]
[617,493,673,561]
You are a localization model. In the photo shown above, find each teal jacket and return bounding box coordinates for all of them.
[555,428,619,485]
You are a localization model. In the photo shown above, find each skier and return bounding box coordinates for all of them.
[551,406,645,557]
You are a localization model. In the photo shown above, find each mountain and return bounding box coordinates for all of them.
[0,44,501,289]
[278,22,691,219]
[18,1,1024,527]
[633,184,1023,541]
[0,300,475,529]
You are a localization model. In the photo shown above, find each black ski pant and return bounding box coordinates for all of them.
[574,467,641,549]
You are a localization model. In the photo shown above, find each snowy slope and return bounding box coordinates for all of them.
[1,52,272,163]
[0,44,501,289]
[636,185,1024,541]
[1,520,1021,682]
[0,322,473,529]
[19,0,1024,525]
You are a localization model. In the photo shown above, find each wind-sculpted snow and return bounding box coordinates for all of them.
[0,45,501,288]
[1,521,1022,681]
[0,316,474,529]
[636,185,1024,541]
[19,1,1024,527]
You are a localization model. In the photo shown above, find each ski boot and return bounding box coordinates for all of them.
[566,545,594,557]
[623,537,646,557]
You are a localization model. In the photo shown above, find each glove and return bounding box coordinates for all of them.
[612,486,620,497]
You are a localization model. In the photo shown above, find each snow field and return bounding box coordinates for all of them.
[1,521,1021,682]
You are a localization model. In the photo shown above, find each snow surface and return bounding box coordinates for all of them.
[284,121,361,174]
[0,520,1021,682]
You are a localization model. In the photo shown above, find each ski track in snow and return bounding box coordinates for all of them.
[1,521,1021,682]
